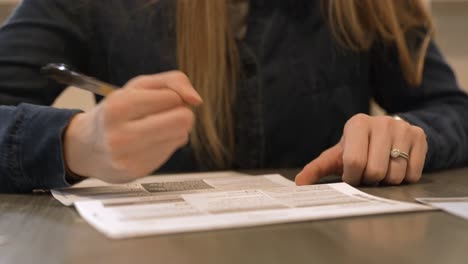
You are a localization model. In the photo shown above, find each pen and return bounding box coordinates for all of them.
[41,63,118,96]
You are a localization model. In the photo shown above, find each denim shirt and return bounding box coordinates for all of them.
[1,0,468,192]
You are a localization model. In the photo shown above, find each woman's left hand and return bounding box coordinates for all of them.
[295,114,428,186]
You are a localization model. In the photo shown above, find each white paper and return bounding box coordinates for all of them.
[52,171,271,206]
[53,172,430,239]
[416,197,468,220]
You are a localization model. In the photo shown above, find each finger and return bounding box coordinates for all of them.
[107,88,184,121]
[104,106,193,160]
[106,135,189,183]
[383,124,412,185]
[362,121,391,185]
[342,114,370,186]
[136,135,189,174]
[295,143,343,185]
[125,71,203,105]
[405,126,427,183]
[128,106,195,143]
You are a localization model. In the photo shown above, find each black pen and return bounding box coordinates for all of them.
[41,63,118,96]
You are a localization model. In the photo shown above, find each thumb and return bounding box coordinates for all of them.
[295,143,343,185]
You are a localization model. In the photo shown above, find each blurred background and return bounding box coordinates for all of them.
[0,0,466,112]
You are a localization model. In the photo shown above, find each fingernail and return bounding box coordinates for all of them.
[195,94,203,103]
[188,94,203,105]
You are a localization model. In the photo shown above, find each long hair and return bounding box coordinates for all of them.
[175,0,433,168]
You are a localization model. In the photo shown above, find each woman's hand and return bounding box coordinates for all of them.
[295,114,428,186]
[63,71,202,183]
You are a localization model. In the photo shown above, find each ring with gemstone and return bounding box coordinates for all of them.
[390,148,409,161]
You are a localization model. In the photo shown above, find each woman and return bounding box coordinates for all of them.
[0,0,467,192]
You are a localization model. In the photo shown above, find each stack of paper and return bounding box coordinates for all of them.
[52,172,430,239]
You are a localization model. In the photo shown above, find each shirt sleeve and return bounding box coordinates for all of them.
[371,39,468,171]
[0,104,81,193]
[0,0,91,192]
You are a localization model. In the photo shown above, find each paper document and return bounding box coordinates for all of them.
[416,197,468,220]
[52,171,265,206]
[52,172,430,239]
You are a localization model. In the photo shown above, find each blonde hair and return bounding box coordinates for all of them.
[327,0,433,86]
[175,0,433,168]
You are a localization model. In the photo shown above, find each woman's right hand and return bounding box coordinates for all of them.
[63,71,202,183]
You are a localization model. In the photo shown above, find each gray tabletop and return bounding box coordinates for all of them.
[1,168,468,264]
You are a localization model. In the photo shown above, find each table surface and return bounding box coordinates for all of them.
[1,168,468,264]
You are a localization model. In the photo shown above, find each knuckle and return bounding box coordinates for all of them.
[126,75,150,88]
[382,116,395,127]
[406,163,424,184]
[343,155,366,172]
[353,113,369,121]
[372,116,393,132]
[374,115,390,123]
[412,126,427,141]
[364,166,386,181]
[175,107,195,130]
[385,175,404,185]
[406,173,422,184]
[353,113,369,123]
[103,93,127,122]
[345,113,369,131]
[381,120,393,132]
[399,121,412,132]
[161,89,184,105]
[167,70,190,82]
[389,121,411,138]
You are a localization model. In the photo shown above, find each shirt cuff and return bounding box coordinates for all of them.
[17,103,82,191]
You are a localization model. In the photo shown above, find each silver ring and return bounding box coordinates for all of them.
[390,148,409,161]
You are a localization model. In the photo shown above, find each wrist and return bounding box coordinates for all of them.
[63,113,93,178]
